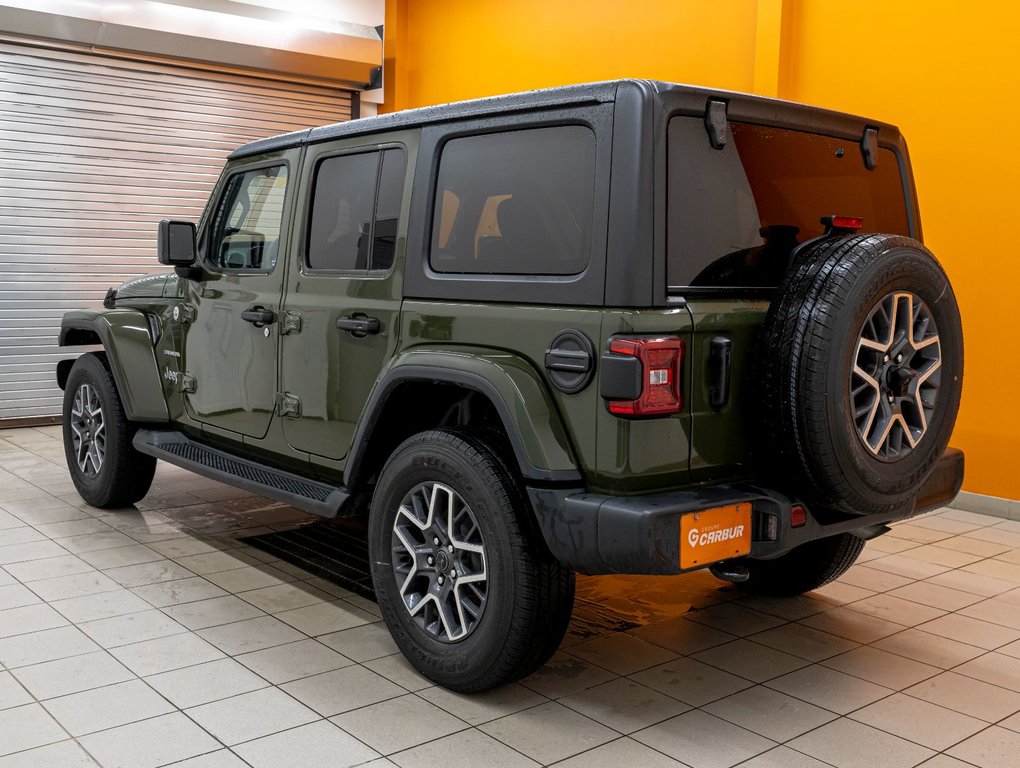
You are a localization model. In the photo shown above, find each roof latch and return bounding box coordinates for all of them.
[861,127,879,170]
[705,100,729,150]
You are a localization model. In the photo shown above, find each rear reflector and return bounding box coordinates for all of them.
[821,214,864,231]
[790,505,807,528]
[607,336,684,416]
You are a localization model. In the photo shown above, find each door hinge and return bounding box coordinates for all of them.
[282,312,302,335]
[277,392,301,418]
[179,372,197,393]
[173,304,197,324]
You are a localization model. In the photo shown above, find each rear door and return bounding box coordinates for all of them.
[181,150,297,439]
[279,133,413,460]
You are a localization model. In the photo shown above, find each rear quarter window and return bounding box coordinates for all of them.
[429,125,597,276]
[667,117,910,289]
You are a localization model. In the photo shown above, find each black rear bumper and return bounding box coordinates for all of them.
[528,447,964,576]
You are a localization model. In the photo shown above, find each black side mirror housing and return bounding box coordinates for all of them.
[157,220,197,266]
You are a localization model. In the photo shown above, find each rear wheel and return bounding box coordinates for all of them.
[368,429,574,692]
[736,533,865,596]
[62,353,156,508]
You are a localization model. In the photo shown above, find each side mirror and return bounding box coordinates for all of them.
[157,220,197,266]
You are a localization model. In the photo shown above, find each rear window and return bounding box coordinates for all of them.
[429,125,597,276]
[667,117,910,289]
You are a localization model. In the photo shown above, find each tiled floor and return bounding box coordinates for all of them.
[1,426,1019,768]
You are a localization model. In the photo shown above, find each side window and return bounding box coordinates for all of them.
[208,165,288,271]
[307,147,407,272]
[429,125,597,276]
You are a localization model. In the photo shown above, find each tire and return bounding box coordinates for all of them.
[736,533,865,596]
[368,428,575,692]
[757,234,963,515]
[62,353,156,508]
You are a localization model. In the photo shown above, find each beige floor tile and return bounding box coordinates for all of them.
[161,595,265,630]
[839,565,916,592]
[0,540,68,566]
[56,530,138,555]
[43,678,175,736]
[235,638,352,684]
[846,593,947,626]
[962,558,1020,584]
[234,720,379,768]
[850,692,986,751]
[889,522,954,544]
[273,599,376,636]
[203,564,297,593]
[821,646,940,689]
[0,625,98,667]
[78,545,166,570]
[749,622,860,662]
[871,627,986,668]
[185,687,318,746]
[915,754,983,768]
[0,703,67,757]
[34,518,113,540]
[865,554,950,580]
[163,750,249,768]
[281,664,405,716]
[937,536,1013,558]
[953,652,1020,693]
[391,728,538,768]
[319,622,400,662]
[959,596,1020,631]
[173,550,258,575]
[50,589,152,623]
[702,685,836,742]
[765,665,893,714]
[553,736,688,768]
[3,554,93,583]
[11,650,133,699]
[628,614,738,655]
[516,652,616,699]
[131,576,228,608]
[633,708,774,768]
[906,671,1020,722]
[77,711,221,768]
[799,605,908,643]
[692,638,808,683]
[947,725,1020,768]
[683,603,786,636]
[567,631,678,675]
[900,544,983,568]
[25,571,120,602]
[912,516,984,535]
[630,657,752,707]
[424,682,546,727]
[0,670,32,709]
[196,615,306,655]
[560,678,689,734]
[109,632,225,676]
[480,700,616,765]
[916,612,1020,650]
[364,652,433,692]
[735,745,831,767]
[149,537,233,559]
[146,657,268,708]
[788,718,934,768]
[731,593,828,622]
[332,693,467,754]
[864,535,917,554]
[887,581,985,611]
[103,560,197,588]
[78,609,187,648]
[0,603,68,639]
[236,582,333,613]
[0,739,100,767]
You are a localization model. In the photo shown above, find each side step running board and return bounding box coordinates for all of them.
[133,429,349,518]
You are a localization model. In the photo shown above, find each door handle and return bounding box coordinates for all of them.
[336,315,381,337]
[241,307,275,327]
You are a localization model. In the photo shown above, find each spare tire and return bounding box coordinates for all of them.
[757,233,963,515]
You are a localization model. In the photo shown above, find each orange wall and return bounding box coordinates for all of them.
[384,0,1019,500]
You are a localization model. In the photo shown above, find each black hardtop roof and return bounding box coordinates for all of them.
[230,78,898,160]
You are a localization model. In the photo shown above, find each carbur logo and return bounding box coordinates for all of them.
[687,524,745,548]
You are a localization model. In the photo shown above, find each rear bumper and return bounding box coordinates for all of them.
[529,447,965,576]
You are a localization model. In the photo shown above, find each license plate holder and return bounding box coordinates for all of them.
[680,503,752,570]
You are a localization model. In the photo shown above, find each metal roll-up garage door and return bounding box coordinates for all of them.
[0,40,353,422]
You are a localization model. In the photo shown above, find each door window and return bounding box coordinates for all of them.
[306,147,407,272]
[208,165,288,271]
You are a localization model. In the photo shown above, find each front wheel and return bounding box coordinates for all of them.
[734,533,865,597]
[62,353,156,508]
[368,429,574,692]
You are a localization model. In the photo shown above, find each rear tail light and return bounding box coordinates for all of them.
[606,336,684,416]
[790,505,807,528]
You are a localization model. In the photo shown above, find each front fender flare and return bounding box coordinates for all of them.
[59,309,169,422]
[345,347,582,486]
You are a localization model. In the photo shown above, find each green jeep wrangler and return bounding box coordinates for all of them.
[57,80,964,692]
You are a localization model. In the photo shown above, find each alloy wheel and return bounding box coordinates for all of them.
[69,383,106,476]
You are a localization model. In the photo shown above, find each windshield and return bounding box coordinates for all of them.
[667,117,911,289]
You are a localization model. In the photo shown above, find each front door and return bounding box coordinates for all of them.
[181,152,297,439]
[280,139,410,460]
